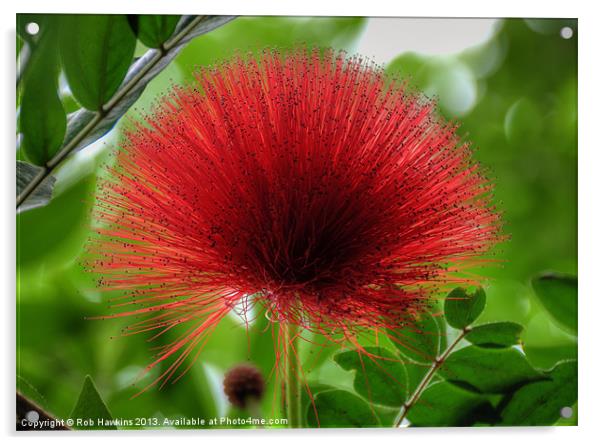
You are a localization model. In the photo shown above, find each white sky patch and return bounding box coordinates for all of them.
[227,293,259,327]
[356,18,498,64]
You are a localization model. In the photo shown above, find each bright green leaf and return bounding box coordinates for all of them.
[131,15,181,48]
[500,360,577,426]
[465,322,524,348]
[444,287,486,329]
[531,272,577,334]
[439,345,545,393]
[522,312,577,368]
[69,376,116,430]
[408,380,497,427]
[523,344,578,370]
[307,390,378,428]
[388,311,446,364]
[19,24,66,166]
[59,14,136,110]
[334,346,407,407]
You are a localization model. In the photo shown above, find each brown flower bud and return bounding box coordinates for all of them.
[223,364,265,409]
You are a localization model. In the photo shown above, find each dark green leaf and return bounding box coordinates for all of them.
[439,345,545,393]
[408,380,497,427]
[500,360,577,425]
[19,24,66,166]
[16,161,56,212]
[70,376,116,430]
[388,312,446,363]
[58,16,235,155]
[59,15,136,110]
[532,272,577,334]
[132,15,181,48]
[17,172,95,266]
[17,16,234,211]
[304,384,336,427]
[444,287,486,329]
[307,390,378,428]
[334,346,407,407]
[465,322,524,348]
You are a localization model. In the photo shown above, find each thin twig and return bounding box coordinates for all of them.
[394,327,471,427]
[16,15,209,209]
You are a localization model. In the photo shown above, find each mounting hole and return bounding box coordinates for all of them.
[25,22,40,36]
[560,406,573,418]
[25,410,40,422]
[560,26,573,40]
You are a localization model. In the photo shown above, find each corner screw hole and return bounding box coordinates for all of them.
[560,27,573,40]
[560,406,573,418]
[25,22,40,36]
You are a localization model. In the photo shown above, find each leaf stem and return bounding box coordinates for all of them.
[284,323,302,428]
[16,15,212,209]
[394,326,471,427]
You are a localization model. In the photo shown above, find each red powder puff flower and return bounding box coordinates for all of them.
[88,49,500,391]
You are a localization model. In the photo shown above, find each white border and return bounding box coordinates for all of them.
[3,0,600,443]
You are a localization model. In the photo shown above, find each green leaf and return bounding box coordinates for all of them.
[307,389,378,428]
[500,360,577,426]
[304,384,336,427]
[531,272,577,334]
[334,346,407,407]
[17,16,234,212]
[16,161,56,212]
[523,344,577,370]
[388,311,446,364]
[439,345,545,393]
[444,287,486,329]
[59,14,136,110]
[465,322,524,348]
[19,23,66,166]
[404,361,432,395]
[17,172,95,266]
[69,376,116,430]
[57,16,235,156]
[408,380,497,427]
[131,15,181,48]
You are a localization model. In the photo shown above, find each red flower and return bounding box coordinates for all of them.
[89,49,500,390]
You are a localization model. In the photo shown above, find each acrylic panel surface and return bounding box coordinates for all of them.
[16,14,577,430]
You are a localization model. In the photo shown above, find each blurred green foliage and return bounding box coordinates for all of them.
[17,17,577,427]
